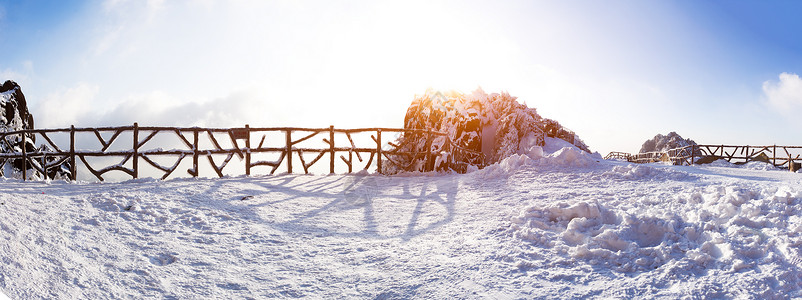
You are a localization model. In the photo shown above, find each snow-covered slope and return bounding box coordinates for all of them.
[0,140,800,298]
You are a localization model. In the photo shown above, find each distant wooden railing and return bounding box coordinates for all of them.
[604,151,631,161]
[607,144,802,171]
[0,124,484,181]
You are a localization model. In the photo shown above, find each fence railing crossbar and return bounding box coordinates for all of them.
[0,124,484,181]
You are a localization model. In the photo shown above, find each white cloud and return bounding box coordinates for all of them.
[34,83,100,128]
[93,91,265,128]
[1,69,24,83]
[763,72,802,113]
[1,61,33,85]
[33,85,307,129]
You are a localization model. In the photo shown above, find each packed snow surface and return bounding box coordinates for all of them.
[1,141,801,298]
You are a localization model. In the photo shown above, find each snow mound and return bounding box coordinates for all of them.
[706,159,780,171]
[510,184,802,297]
[602,164,694,181]
[474,154,534,179]
[708,159,737,168]
[541,137,577,154]
[741,161,779,171]
[511,201,684,272]
[536,147,598,168]
[474,143,598,178]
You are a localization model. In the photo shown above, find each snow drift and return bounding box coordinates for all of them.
[510,183,802,297]
[474,137,601,179]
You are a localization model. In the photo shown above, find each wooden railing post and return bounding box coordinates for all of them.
[70,125,76,181]
[744,145,749,162]
[245,124,251,176]
[192,128,199,177]
[376,129,382,174]
[133,122,139,179]
[445,137,453,169]
[329,125,335,174]
[773,145,777,167]
[21,131,27,181]
[425,129,432,171]
[348,150,353,173]
[690,145,695,166]
[286,130,292,173]
[42,151,47,178]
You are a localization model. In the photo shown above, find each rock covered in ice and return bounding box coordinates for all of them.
[387,88,592,173]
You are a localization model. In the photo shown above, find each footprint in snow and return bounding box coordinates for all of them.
[148,253,178,266]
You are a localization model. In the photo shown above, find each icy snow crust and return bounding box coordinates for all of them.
[0,140,801,298]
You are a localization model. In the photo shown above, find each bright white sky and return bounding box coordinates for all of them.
[2,0,802,154]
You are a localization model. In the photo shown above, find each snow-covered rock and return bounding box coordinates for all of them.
[0,80,71,179]
[639,132,697,153]
[0,80,33,130]
[386,88,591,173]
[0,80,35,131]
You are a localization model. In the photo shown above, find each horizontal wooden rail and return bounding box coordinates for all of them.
[607,144,802,171]
[0,124,485,181]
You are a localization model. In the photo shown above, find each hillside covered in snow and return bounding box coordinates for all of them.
[0,138,800,298]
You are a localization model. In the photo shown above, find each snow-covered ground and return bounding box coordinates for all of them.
[0,139,801,298]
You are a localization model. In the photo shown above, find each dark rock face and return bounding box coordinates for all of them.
[639,132,696,153]
[389,89,592,173]
[0,80,35,132]
[0,80,71,179]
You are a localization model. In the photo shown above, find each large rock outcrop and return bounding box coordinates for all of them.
[0,80,35,133]
[386,88,591,173]
[639,132,697,153]
[0,80,70,179]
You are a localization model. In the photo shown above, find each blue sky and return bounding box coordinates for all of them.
[1,0,802,154]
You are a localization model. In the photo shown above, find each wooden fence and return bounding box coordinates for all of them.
[606,144,802,170]
[604,151,631,161]
[0,124,484,181]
